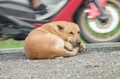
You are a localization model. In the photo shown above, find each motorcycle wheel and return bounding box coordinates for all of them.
[117,0,120,2]
[75,0,120,43]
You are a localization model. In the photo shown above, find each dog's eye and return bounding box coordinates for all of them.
[69,31,74,35]
[78,31,80,34]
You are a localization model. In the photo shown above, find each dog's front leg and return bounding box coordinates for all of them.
[66,43,86,56]
[64,41,73,51]
[65,47,79,56]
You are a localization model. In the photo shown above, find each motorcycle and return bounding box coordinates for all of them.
[0,0,120,43]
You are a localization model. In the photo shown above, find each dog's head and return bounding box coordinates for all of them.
[53,21,81,48]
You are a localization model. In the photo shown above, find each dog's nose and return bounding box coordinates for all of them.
[76,39,81,45]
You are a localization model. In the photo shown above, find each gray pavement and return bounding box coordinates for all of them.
[0,42,120,79]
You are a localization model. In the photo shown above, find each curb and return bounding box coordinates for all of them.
[0,42,120,54]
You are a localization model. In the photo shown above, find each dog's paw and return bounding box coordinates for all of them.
[79,43,86,52]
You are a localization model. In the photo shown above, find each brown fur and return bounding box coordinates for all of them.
[24,21,85,59]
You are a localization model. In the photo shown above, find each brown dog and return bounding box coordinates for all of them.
[24,21,85,59]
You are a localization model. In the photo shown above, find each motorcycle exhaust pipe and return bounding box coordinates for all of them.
[0,10,35,29]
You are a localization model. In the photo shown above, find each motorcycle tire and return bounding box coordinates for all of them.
[117,0,120,2]
[75,0,120,43]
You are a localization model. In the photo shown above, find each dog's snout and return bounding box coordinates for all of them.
[76,39,81,45]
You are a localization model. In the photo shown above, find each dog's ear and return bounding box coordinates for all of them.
[57,25,64,30]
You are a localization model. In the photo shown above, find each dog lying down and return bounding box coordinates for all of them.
[24,21,85,59]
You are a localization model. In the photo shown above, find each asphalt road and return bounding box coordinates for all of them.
[0,42,120,79]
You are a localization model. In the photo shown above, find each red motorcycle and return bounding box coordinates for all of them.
[0,0,120,43]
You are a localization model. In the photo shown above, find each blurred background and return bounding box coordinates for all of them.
[0,0,120,49]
